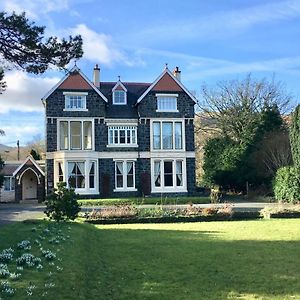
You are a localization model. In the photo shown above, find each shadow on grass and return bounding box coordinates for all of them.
[83,223,299,300]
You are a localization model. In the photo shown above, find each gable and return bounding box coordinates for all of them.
[58,72,91,90]
[152,72,183,92]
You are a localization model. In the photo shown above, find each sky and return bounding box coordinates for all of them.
[1,0,300,146]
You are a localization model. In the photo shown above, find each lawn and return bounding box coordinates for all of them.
[0,219,299,299]
[78,196,210,206]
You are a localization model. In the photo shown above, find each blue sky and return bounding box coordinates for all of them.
[1,0,300,146]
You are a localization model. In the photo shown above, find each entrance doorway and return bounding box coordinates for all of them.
[22,169,38,200]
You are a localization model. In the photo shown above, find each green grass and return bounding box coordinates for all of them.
[78,196,210,206]
[0,219,299,299]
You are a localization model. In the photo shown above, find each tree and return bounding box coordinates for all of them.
[0,155,4,189]
[0,11,83,90]
[198,74,291,143]
[30,149,41,160]
[290,105,300,171]
[200,75,291,192]
[45,182,81,222]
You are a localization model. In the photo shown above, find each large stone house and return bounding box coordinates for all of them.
[42,65,196,197]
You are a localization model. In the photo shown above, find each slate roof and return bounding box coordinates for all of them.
[0,160,45,176]
[100,82,151,118]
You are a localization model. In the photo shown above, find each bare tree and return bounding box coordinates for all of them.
[197,74,292,143]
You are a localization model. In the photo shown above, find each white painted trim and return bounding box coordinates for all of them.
[155,93,179,97]
[136,68,197,104]
[150,158,187,193]
[41,66,108,103]
[57,118,95,151]
[112,81,128,92]
[112,90,127,105]
[13,156,45,177]
[46,151,196,160]
[107,144,138,148]
[150,119,185,152]
[63,92,88,96]
[18,167,41,185]
[114,159,136,191]
[105,119,138,126]
[63,109,88,112]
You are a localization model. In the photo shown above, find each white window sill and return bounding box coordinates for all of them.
[151,188,187,193]
[156,110,179,113]
[112,103,127,105]
[151,148,185,151]
[113,188,137,192]
[107,144,138,148]
[63,108,88,112]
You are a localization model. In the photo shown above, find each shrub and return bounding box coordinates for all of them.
[45,182,81,221]
[274,166,300,204]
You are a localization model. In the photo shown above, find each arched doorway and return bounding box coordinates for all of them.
[21,169,38,200]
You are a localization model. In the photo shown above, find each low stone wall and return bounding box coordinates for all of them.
[0,189,15,202]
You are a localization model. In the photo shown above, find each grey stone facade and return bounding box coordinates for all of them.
[45,67,196,198]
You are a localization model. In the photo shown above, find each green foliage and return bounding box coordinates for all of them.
[0,11,83,89]
[273,166,300,204]
[45,182,81,222]
[290,104,300,170]
[203,102,287,192]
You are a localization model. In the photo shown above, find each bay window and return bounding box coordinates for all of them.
[152,159,185,191]
[114,160,136,191]
[152,120,183,150]
[59,120,93,150]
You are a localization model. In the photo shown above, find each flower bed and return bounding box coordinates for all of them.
[260,204,300,219]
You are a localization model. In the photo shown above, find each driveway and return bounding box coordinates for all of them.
[0,201,283,226]
[0,202,45,226]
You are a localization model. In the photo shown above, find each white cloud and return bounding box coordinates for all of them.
[0,71,60,113]
[70,24,145,67]
[2,0,69,19]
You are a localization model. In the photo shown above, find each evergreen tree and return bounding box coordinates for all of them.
[290,105,300,171]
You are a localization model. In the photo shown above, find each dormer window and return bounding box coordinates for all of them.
[112,80,127,105]
[63,92,88,111]
[113,90,126,105]
[156,94,178,112]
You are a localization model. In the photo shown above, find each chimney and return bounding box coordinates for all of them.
[93,64,100,87]
[173,66,181,82]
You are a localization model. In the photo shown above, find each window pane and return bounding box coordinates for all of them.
[164,161,173,187]
[127,130,131,144]
[116,162,123,188]
[132,129,136,144]
[68,162,85,188]
[154,161,161,187]
[114,129,119,143]
[71,122,82,149]
[120,130,126,144]
[157,97,177,111]
[109,129,114,144]
[58,162,64,182]
[162,122,173,149]
[60,121,68,150]
[89,161,95,189]
[4,177,10,191]
[175,122,182,149]
[83,121,92,150]
[176,161,183,186]
[153,122,161,149]
[114,91,126,104]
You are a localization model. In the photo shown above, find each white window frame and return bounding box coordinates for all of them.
[3,176,14,191]
[54,159,98,194]
[113,90,127,105]
[150,119,185,151]
[156,93,178,112]
[151,158,187,193]
[113,159,137,192]
[57,119,94,151]
[63,92,88,111]
[107,125,138,147]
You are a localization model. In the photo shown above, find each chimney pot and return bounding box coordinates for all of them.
[173,66,181,82]
[93,64,100,87]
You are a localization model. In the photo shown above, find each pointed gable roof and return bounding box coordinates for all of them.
[136,68,197,104]
[13,156,45,177]
[112,80,127,92]
[41,66,108,102]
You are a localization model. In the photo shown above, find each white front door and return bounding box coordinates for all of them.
[22,170,38,200]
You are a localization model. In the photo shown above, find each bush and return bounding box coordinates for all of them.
[274,166,300,204]
[45,182,81,221]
